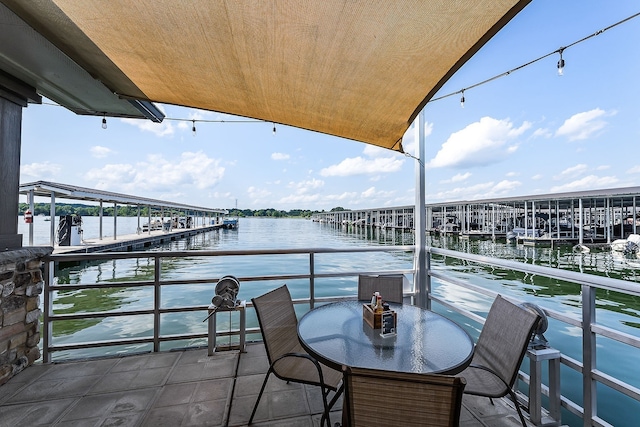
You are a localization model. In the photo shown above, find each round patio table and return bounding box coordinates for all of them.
[297,300,474,374]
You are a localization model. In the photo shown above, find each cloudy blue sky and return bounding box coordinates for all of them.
[19,1,640,211]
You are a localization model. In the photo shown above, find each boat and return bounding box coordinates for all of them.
[610,233,640,254]
[573,244,591,253]
[141,219,163,232]
[222,218,238,229]
[506,227,543,241]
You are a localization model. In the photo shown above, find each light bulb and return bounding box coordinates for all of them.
[101,116,107,129]
[557,59,564,76]
[272,123,276,136]
[460,91,465,108]
[557,51,565,76]
[192,120,196,136]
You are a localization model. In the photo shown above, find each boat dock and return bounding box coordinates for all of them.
[19,181,230,250]
[312,185,640,248]
[52,224,224,255]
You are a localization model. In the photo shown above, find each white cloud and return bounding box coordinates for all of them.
[90,146,113,158]
[596,165,610,171]
[287,178,325,195]
[427,117,531,169]
[429,179,521,202]
[271,152,290,160]
[275,178,329,206]
[362,145,390,158]
[278,193,321,205]
[20,161,62,179]
[550,175,619,192]
[84,151,224,193]
[361,187,377,198]
[247,186,272,200]
[440,172,471,184]
[554,164,588,180]
[531,174,543,180]
[325,191,358,202]
[627,165,640,174]
[319,156,404,177]
[532,128,552,138]
[211,191,233,199]
[492,180,521,193]
[121,117,175,137]
[555,108,611,141]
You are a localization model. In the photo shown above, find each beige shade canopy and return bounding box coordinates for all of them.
[2,0,530,152]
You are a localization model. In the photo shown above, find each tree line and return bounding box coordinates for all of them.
[19,203,351,218]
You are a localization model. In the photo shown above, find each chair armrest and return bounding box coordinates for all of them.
[273,351,328,386]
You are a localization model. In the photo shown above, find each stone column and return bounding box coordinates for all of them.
[0,247,52,386]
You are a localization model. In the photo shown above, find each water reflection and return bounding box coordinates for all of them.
[49,219,640,354]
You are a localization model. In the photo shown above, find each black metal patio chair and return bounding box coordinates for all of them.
[249,284,343,426]
[458,294,541,427]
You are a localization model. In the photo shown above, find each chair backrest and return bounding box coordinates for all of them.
[474,295,541,389]
[251,284,300,365]
[357,274,404,304]
[343,366,466,427]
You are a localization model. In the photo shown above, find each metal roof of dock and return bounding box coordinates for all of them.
[20,181,227,214]
[424,186,640,210]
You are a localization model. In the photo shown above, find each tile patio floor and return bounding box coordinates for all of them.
[0,343,534,426]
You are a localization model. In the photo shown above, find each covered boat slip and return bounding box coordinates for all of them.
[313,185,640,246]
[19,180,228,252]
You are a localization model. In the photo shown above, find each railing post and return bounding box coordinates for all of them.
[582,284,597,426]
[425,249,431,310]
[309,252,315,309]
[42,260,54,363]
[527,347,561,426]
[153,255,161,352]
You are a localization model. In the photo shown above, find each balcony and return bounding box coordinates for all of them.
[2,245,639,426]
[1,343,531,426]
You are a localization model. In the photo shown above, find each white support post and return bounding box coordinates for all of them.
[49,193,56,246]
[413,109,428,309]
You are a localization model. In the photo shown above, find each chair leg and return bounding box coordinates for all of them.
[508,388,528,427]
[320,385,331,427]
[249,368,273,425]
[320,383,344,427]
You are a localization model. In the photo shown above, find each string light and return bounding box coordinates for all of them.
[192,120,196,136]
[41,12,638,125]
[428,12,640,105]
[557,48,565,76]
[101,114,107,129]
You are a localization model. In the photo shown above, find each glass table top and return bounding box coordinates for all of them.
[297,300,474,374]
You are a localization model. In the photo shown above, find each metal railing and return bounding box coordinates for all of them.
[42,247,415,359]
[42,245,640,427]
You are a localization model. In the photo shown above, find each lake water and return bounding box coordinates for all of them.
[19,216,640,426]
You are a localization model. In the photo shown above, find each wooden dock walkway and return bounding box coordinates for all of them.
[53,224,223,254]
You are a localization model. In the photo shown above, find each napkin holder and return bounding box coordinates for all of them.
[363,303,396,330]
